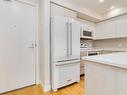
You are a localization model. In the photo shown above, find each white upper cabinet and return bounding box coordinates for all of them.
[104,20,116,39]
[84,24,95,32]
[116,15,127,38]
[94,22,106,39]
[51,3,65,17]
[51,3,77,20]
[79,19,95,39]
[94,20,116,40]
[64,8,77,20]
[94,14,127,40]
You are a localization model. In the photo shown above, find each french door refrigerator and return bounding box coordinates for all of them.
[51,16,80,91]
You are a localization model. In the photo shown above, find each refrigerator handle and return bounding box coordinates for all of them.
[66,22,69,58]
[70,23,72,55]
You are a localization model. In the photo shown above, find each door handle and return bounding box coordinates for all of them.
[66,22,69,57]
[28,43,35,48]
[70,23,72,55]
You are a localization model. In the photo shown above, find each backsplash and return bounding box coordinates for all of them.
[80,39,94,48]
[94,38,127,48]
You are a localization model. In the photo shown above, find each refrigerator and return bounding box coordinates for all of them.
[51,16,80,91]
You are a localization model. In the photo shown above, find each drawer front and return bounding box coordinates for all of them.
[57,63,80,88]
[80,51,87,57]
[80,60,85,67]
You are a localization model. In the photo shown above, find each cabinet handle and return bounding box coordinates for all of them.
[67,79,72,82]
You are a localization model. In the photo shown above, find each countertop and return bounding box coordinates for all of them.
[80,47,127,52]
[82,52,127,69]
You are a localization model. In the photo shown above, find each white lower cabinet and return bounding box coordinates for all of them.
[52,62,80,91]
[85,61,127,95]
[80,66,85,75]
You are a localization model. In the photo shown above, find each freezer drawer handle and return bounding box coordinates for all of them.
[55,60,80,66]
[67,79,72,82]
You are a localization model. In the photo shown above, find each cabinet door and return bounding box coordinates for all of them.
[94,20,116,40]
[51,17,68,62]
[64,8,77,20]
[85,62,118,95]
[51,3,65,17]
[94,22,106,39]
[51,3,77,20]
[105,20,116,38]
[116,15,127,38]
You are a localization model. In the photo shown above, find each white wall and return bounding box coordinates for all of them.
[22,0,51,92]
[39,0,51,92]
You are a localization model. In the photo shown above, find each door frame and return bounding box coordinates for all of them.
[15,0,40,84]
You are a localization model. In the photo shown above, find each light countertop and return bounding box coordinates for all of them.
[82,52,127,69]
[80,47,127,52]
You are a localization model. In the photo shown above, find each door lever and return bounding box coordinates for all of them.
[28,43,35,48]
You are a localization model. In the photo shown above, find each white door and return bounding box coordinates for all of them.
[51,16,68,62]
[0,0,36,93]
[69,20,80,60]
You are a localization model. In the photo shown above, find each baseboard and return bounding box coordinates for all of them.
[40,80,51,92]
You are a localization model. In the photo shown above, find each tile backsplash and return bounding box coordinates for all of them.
[80,39,94,48]
[94,38,127,48]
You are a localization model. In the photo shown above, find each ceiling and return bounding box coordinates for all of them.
[73,0,127,14]
[51,0,127,22]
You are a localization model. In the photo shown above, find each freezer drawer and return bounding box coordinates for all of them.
[58,63,80,88]
[52,62,80,91]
